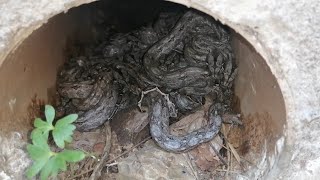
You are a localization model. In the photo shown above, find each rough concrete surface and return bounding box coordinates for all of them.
[0,0,319,179]
[0,132,30,180]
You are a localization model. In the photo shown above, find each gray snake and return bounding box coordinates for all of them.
[143,10,236,152]
[56,10,237,152]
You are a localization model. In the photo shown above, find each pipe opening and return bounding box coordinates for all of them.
[0,0,286,179]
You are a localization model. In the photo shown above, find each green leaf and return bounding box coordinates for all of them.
[65,136,73,143]
[26,159,47,179]
[54,156,67,172]
[58,150,86,162]
[39,155,67,180]
[26,144,54,179]
[30,129,50,148]
[45,105,55,124]
[52,114,78,148]
[26,148,73,180]
[26,105,85,179]
[26,144,52,161]
[33,118,53,135]
[34,118,48,128]
[56,114,78,125]
[38,150,83,180]
[39,156,56,180]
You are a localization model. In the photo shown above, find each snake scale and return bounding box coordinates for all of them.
[56,10,237,152]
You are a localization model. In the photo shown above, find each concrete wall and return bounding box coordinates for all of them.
[0,0,319,179]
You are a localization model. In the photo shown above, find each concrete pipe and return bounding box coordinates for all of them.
[0,0,319,179]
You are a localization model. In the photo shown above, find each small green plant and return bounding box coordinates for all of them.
[26,105,85,180]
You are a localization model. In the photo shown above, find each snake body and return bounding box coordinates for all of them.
[56,10,237,152]
[143,11,236,152]
[149,92,222,152]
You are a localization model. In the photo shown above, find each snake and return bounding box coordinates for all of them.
[143,10,237,152]
[56,10,237,152]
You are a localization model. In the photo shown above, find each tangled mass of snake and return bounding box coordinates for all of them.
[56,10,237,152]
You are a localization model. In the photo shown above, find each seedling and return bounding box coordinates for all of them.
[26,105,85,180]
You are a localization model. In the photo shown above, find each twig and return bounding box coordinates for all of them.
[106,136,151,164]
[106,162,118,167]
[105,162,119,174]
[67,168,93,180]
[138,87,159,111]
[69,136,151,179]
[137,87,174,113]
[221,124,231,179]
[210,143,228,166]
[89,122,112,180]
[227,142,241,164]
[220,125,241,165]
[215,140,229,150]
[184,153,199,180]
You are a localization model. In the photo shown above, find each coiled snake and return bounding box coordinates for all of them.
[56,10,237,152]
